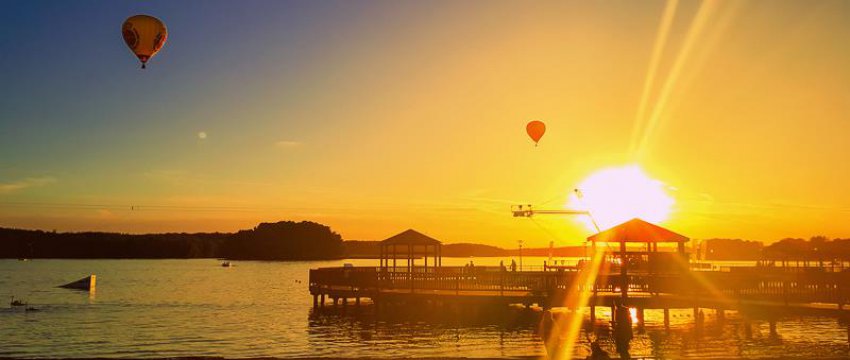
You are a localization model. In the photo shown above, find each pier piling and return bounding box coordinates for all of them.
[637,308,645,330]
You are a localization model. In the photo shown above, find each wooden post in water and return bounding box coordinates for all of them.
[313,294,318,308]
[663,308,670,330]
[320,294,325,308]
[637,307,645,330]
[783,280,789,306]
[590,305,596,324]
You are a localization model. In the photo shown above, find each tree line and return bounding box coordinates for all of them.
[0,221,343,260]
[700,236,850,261]
[762,236,850,261]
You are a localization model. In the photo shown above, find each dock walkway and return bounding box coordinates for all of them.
[309,265,850,316]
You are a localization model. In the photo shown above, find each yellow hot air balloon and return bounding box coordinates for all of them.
[122,15,167,69]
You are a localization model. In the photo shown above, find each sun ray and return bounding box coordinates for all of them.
[635,0,719,160]
[628,0,680,157]
[544,244,608,360]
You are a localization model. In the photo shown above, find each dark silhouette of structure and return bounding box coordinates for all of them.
[378,229,442,271]
[310,219,850,331]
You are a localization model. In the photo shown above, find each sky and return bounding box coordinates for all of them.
[1,0,849,247]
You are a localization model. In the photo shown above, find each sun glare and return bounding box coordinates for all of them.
[568,164,674,232]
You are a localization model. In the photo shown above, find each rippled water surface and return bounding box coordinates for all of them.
[1,258,849,358]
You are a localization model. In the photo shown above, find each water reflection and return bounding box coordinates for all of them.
[309,303,545,358]
[309,302,850,359]
[3,259,849,359]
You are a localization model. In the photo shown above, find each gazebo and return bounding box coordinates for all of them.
[588,217,689,255]
[379,229,442,271]
[587,218,690,298]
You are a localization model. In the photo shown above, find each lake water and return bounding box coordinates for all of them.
[1,258,849,359]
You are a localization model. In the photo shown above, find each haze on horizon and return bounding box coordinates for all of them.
[1,0,849,247]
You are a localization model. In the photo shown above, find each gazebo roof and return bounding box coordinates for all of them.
[587,218,688,243]
[381,229,441,246]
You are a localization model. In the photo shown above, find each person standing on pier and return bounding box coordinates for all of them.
[613,302,633,359]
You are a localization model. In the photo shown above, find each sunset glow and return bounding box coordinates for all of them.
[569,165,674,231]
[4,2,850,359]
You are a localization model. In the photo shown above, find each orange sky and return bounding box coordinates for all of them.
[2,1,849,247]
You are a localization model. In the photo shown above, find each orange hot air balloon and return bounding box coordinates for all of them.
[526,120,546,146]
[122,15,167,69]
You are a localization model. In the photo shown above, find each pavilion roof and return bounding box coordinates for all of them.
[381,229,441,246]
[587,218,689,243]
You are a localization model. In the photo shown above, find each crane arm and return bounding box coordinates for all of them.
[511,204,601,233]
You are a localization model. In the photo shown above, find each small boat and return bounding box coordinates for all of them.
[59,275,96,292]
[221,261,232,267]
[10,296,26,307]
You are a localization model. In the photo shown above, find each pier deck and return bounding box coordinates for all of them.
[309,265,850,318]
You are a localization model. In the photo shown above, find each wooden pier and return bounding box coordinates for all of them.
[310,265,850,314]
[309,223,850,325]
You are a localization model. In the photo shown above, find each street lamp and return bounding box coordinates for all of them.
[518,240,524,271]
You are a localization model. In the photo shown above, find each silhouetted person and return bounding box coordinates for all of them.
[695,309,705,336]
[589,341,611,360]
[613,303,633,359]
[511,259,517,272]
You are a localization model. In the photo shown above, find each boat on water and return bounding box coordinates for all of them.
[59,275,96,292]
[10,296,26,307]
[221,261,233,267]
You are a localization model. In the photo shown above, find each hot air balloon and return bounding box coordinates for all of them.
[122,15,167,69]
[526,120,546,146]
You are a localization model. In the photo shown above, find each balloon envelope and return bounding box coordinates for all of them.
[122,15,167,68]
[526,120,546,145]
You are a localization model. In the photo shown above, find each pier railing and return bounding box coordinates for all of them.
[310,265,850,306]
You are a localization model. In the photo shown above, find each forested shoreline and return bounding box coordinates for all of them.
[2,222,849,261]
[0,221,343,260]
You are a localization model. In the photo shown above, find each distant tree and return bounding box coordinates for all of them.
[702,238,763,260]
[222,221,343,260]
[761,236,850,261]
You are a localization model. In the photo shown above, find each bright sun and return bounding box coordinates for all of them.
[567,164,674,232]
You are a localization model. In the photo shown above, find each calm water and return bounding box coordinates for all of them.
[1,258,849,359]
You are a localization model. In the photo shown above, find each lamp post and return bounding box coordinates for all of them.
[518,240,524,271]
